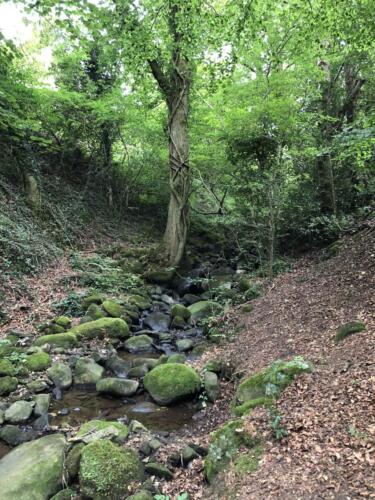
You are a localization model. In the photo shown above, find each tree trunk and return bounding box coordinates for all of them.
[164,71,190,266]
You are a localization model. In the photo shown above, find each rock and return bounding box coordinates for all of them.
[132,357,159,370]
[127,295,152,310]
[76,419,129,444]
[171,304,191,320]
[144,363,201,405]
[82,293,104,309]
[143,312,170,332]
[50,488,76,500]
[33,414,50,432]
[74,358,104,385]
[182,293,201,305]
[188,301,221,323]
[144,462,173,480]
[27,379,48,393]
[34,394,51,416]
[5,401,34,423]
[66,442,85,480]
[53,316,72,329]
[0,434,66,499]
[125,335,153,353]
[96,378,139,397]
[0,376,18,396]
[204,371,220,402]
[0,359,16,376]
[34,333,77,348]
[25,351,52,371]
[129,420,149,434]
[144,269,175,285]
[167,353,186,364]
[0,425,37,446]
[69,318,130,339]
[106,355,131,377]
[86,303,106,320]
[172,315,187,328]
[161,294,175,305]
[102,299,125,318]
[128,365,149,378]
[335,321,366,342]
[47,363,73,389]
[79,440,144,499]
[0,410,4,425]
[176,338,194,352]
[127,490,153,500]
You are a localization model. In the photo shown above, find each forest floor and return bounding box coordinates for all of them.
[1,217,374,499]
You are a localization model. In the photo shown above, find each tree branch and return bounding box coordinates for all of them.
[148,59,170,96]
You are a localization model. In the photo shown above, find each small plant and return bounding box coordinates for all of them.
[52,292,84,317]
[269,407,288,441]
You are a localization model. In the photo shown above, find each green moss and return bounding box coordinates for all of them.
[82,293,105,310]
[233,444,263,476]
[69,318,129,339]
[0,359,16,376]
[233,397,274,417]
[124,335,153,352]
[144,269,175,285]
[0,375,18,395]
[79,439,143,499]
[335,321,366,342]
[25,352,52,371]
[238,277,251,292]
[50,488,76,500]
[235,356,312,405]
[34,332,78,348]
[77,420,129,442]
[188,301,221,324]
[144,363,201,405]
[204,419,257,483]
[127,295,151,310]
[241,304,253,314]
[102,300,124,318]
[86,303,106,320]
[171,304,191,320]
[167,353,186,364]
[53,316,72,328]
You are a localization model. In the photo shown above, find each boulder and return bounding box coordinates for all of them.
[188,301,221,323]
[33,394,51,416]
[65,442,85,480]
[102,299,125,318]
[76,419,129,444]
[27,379,48,393]
[34,333,77,348]
[144,269,175,285]
[171,304,191,320]
[79,439,144,499]
[47,363,72,389]
[25,351,51,372]
[143,312,170,332]
[176,338,194,352]
[0,359,16,376]
[167,353,186,364]
[0,434,66,499]
[182,293,201,305]
[0,376,18,396]
[74,358,104,385]
[204,371,220,402]
[96,378,139,397]
[69,318,129,339]
[144,462,173,480]
[82,293,104,309]
[53,316,72,329]
[106,355,131,377]
[144,363,201,405]
[125,335,153,353]
[127,295,152,310]
[5,401,34,423]
[86,303,106,320]
[127,365,149,378]
[0,425,37,446]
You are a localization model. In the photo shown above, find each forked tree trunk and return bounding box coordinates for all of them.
[164,69,190,266]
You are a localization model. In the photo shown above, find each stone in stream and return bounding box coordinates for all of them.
[27,379,49,393]
[47,363,72,389]
[132,357,159,370]
[79,439,144,499]
[167,353,186,364]
[105,354,131,377]
[127,365,149,378]
[102,299,125,318]
[188,300,222,324]
[82,293,105,309]
[33,393,51,416]
[171,316,187,328]
[34,332,78,348]
[96,377,139,397]
[0,425,37,446]
[125,334,153,353]
[171,304,191,320]
[143,311,170,332]
[5,401,34,424]
[68,317,130,339]
[74,357,104,385]
[131,401,159,414]
[127,294,152,311]
[0,433,67,500]
[176,338,194,352]
[182,293,201,305]
[144,363,201,405]
[76,419,129,444]
[25,351,52,371]
[33,414,50,432]
[86,302,106,320]
[0,375,18,396]
[161,294,175,305]
[204,371,220,402]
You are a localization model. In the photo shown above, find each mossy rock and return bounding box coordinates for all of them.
[144,363,201,405]
[86,303,107,320]
[82,293,105,310]
[124,335,153,353]
[127,295,152,311]
[204,419,257,483]
[25,351,52,372]
[127,491,153,500]
[188,301,221,324]
[167,353,186,364]
[79,439,144,499]
[238,277,251,292]
[335,321,366,342]
[66,443,85,480]
[233,445,263,476]
[144,462,173,480]
[144,269,175,285]
[233,397,274,417]
[0,359,16,376]
[171,304,191,320]
[96,378,139,397]
[46,324,66,334]
[53,316,72,328]
[235,356,312,406]
[77,419,129,444]
[50,488,76,500]
[0,376,18,396]
[34,332,78,348]
[47,363,72,389]
[102,300,124,318]
[69,318,129,339]
[74,358,104,385]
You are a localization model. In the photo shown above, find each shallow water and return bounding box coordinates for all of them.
[51,388,197,431]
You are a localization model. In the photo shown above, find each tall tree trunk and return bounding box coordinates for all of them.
[164,63,190,266]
